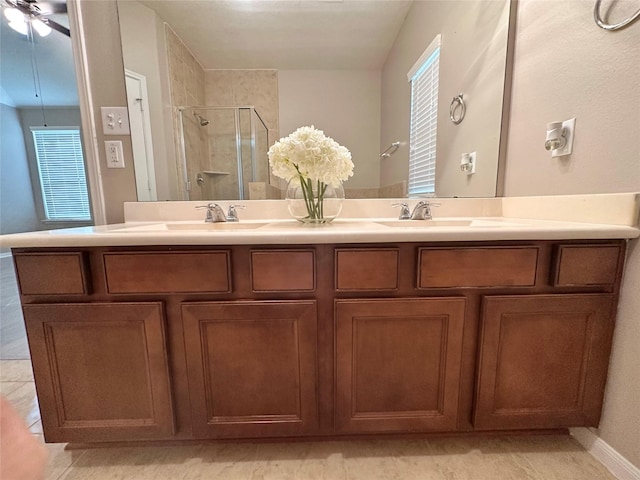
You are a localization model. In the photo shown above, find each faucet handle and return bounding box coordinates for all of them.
[196,203,224,223]
[392,202,411,220]
[226,204,245,222]
[195,203,219,210]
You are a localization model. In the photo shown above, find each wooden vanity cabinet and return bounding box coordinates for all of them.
[12,239,625,443]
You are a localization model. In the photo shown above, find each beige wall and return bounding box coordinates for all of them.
[504,1,640,196]
[278,70,381,190]
[380,0,510,197]
[78,0,136,224]
[118,1,174,200]
[505,0,640,468]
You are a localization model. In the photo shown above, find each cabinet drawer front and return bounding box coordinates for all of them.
[14,252,89,296]
[418,247,538,288]
[251,249,315,292]
[335,248,399,291]
[552,244,622,287]
[104,251,231,293]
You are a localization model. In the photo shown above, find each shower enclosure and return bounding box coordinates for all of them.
[177,106,269,201]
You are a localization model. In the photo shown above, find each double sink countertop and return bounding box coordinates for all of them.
[1,193,639,247]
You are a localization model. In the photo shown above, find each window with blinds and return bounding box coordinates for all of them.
[31,128,91,221]
[407,35,441,196]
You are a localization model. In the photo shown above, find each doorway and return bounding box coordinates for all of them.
[125,69,157,201]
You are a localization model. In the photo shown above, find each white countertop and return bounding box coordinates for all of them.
[1,194,638,248]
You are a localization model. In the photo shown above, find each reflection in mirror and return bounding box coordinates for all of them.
[117,0,512,201]
[0,0,93,238]
[177,106,270,200]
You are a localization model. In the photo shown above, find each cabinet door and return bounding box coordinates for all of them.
[182,301,318,438]
[335,297,466,433]
[475,294,615,430]
[23,303,174,443]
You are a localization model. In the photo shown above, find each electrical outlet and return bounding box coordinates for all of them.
[551,118,576,157]
[100,107,130,135]
[105,141,125,168]
[460,152,476,175]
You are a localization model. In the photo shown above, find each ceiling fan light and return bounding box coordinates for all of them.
[32,18,52,36]
[4,6,24,23]
[8,19,29,35]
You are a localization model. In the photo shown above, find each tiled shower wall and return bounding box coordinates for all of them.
[204,69,279,144]
[165,27,279,200]
[205,70,280,198]
[165,26,208,200]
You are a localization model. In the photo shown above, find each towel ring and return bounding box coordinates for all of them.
[450,94,466,125]
[594,0,640,30]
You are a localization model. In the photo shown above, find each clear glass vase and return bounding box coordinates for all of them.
[286,176,345,224]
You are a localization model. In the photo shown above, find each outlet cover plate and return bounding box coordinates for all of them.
[105,140,125,168]
[552,117,576,157]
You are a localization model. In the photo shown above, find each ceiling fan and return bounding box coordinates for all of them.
[3,0,70,37]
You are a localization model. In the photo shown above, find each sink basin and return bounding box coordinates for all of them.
[107,222,269,232]
[376,219,524,228]
[376,219,473,228]
[166,222,269,231]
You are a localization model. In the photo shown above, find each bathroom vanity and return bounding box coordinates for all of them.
[2,195,638,445]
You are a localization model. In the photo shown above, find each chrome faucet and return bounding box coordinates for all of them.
[392,201,440,220]
[196,203,228,223]
[196,203,245,223]
[409,200,440,220]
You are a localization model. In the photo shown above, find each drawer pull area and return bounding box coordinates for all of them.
[552,244,621,287]
[251,250,315,292]
[14,252,89,296]
[335,248,399,291]
[104,251,231,294]
[418,247,539,288]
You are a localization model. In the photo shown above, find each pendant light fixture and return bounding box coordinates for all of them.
[4,5,50,36]
[2,0,69,38]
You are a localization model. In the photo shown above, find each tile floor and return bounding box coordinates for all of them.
[0,255,619,479]
[0,256,30,360]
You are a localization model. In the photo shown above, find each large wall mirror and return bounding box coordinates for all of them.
[0,0,97,238]
[116,0,513,202]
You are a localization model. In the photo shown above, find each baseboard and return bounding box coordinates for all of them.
[570,428,640,480]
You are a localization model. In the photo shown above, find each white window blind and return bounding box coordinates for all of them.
[31,128,91,221]
[407,35,441,196]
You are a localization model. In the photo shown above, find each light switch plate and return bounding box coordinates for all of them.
[100,107,130,135]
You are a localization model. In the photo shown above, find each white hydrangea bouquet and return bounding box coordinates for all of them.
[268,126,354,223]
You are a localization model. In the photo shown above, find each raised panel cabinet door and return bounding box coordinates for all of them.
[22,303,174,443]
[182,301,318,438]
[474,294,615,430]
[335,297,466,433]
